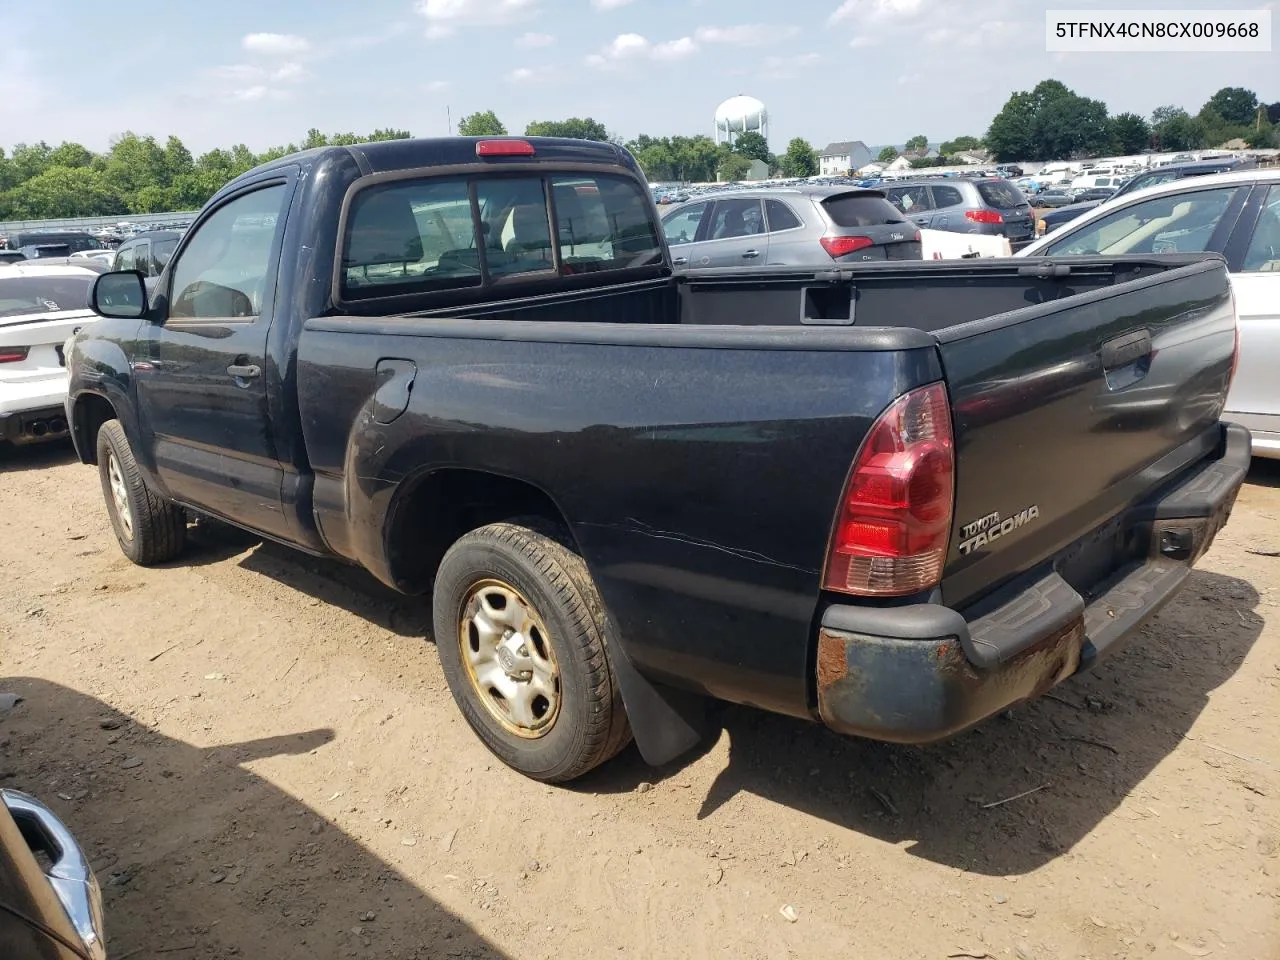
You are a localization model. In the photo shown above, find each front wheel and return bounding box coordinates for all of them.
[433,521,632,782]
[96,419,186,565]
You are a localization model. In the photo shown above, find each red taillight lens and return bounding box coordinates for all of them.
[476,139,536,157]
[823,382,955,597]
[965,209,1003,224]
[0,346,29,364]
[820,235,874,258]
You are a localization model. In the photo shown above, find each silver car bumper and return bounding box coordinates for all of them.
[2,789,107,960]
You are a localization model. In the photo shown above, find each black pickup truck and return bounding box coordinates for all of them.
[65,136,1249,782]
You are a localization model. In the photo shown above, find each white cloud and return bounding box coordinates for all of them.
[848,35,879,48]
[234,85,269,102]
[241,32,311,55]
[592,0,636,8]
[587,32,698,66]
[416,0,537,38]
[694,24,800,46]
[270,62,308,82]
[423,80,452,93]
[515,31,556,47]
[829,0,923,25]
[506,65,559,83]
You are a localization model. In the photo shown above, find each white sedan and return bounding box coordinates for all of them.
[0,264,100,445]
[1018,168,1280,456]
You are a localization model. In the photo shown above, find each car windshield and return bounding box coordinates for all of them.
[0,275,94,319]
[976,181,1024,208]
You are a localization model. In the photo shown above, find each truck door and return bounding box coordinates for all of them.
[132,177,295,539]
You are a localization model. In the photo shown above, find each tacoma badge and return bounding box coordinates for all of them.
[958,505,1040,555]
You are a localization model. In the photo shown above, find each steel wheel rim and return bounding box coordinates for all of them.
[107,453,134,541]
[458,578,561,739]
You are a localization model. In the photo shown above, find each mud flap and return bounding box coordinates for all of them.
[602,632,707,766]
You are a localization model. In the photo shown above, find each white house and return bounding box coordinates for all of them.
[884,155,914,172]
[818,141,873,177]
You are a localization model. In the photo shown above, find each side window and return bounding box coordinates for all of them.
[930,185,964,209]
[343,178,479,297]
[662,201,709,246]
[135,241,152,276]
[1046,187,1239,257]
[549,175,661,273]
[1242,185,1280,273]
[708,198,764,240]
[114,243,135,272]
[886,185,932,213]
[477,177,554,279]
[169,184,286,320]
[764,199,803,232]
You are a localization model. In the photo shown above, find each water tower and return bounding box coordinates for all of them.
[714,95,768,146]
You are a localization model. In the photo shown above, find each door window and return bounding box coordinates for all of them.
[707,199,764,240]
[886,185,932,213]
[1045,187,1239,256]
[930,185,964,209]
[662,202,709,246]
[169,184,286,320]
[765,199,803,232]
[1241,185,1280,272]
[114,243,135,271]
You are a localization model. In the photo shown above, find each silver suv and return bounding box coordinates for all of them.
[880,177,1035,245]
[660,186,921,267]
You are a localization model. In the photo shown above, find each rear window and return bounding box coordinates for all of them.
[822,193,907,227]
[0,275,93,318]
[975,181,1025,208]
[342,172,661,300]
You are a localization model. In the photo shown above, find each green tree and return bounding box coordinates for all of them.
[1205,87,1258,127]
[731,131,772,164]
[987,79,1111,161]
[1245,123,1277,149]
[1268,102,1280,125]
[1107,113,1150,154]
[986,91,1039,161]
[778,138,818,178]
[876,146,898,163]
[904,134,928,153]
[7,142,54,183]
[939,135,982,155]
[0,166,121,218]
[524,117,611,141]
[48,142,94,168]
[1150,106,1207,151]
[718,152,753,181]
[458,111,507,136]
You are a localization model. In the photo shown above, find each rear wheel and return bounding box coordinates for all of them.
[433,521,631,782]
[96,419,186,565]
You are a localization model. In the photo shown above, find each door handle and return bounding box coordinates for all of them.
[227,363,261,379]
[742,249,760,259]
[672,257,688,266]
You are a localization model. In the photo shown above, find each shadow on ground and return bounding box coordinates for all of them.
[0,678,507,959]
[1245,456,1280,490]
[0,439,76,473]
[579,569,1262,876]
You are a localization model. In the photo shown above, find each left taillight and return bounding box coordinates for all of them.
[823,382,955,597]
[0,346,28,364]
[820,235,874,258]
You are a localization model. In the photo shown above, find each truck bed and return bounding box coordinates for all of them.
[297,253,1236,719]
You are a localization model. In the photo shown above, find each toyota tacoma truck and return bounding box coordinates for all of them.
[64,136,1249,782]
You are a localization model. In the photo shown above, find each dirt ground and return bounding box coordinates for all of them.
[1,440,1277,960]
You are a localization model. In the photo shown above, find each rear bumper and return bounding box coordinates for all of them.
[816,422,1250,743]
[2,405,70,444]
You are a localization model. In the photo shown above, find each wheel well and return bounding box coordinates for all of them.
[72,394,117,465]
[386,469,576,595]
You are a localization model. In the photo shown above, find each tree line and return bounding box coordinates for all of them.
[2,81,1275,221]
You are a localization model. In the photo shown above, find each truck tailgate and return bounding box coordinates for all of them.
[937,256,1236,608]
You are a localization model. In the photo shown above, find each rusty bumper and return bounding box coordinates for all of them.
[815,422,1250,744]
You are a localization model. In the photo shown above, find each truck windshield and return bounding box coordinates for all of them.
[341,171,661,300]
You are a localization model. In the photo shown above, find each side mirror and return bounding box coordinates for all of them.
[91,270,149,319]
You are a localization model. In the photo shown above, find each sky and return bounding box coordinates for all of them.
[1,0,1276,157]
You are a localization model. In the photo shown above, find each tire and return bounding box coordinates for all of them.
[96,419,186,565]
[433,520,632,782]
